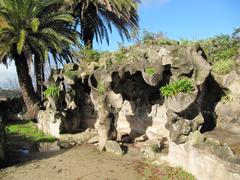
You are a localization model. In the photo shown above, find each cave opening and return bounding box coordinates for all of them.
[198,75,225,133]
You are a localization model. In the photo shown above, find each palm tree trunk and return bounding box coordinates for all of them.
[13,51,40,119]
[82,3,97,48]
[35,55,44,100]
[83,27,94,48]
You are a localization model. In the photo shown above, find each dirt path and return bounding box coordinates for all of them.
[0,144,144,180]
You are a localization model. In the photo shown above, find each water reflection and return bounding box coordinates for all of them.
[38,141,60,152]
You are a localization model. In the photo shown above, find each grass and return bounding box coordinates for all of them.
[162,166,196,180]
[212,59,235,75]
[135,161,196,180]
[5,121,56,143]
[160,78,194,97]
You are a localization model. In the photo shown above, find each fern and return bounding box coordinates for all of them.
[160,78,194,97]
[43,85,60,97]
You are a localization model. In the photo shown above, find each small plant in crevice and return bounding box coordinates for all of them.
[145,67,156,76]
[160,78,194,97]
[43,85,60,97]
[63,70,78,79]
[97,82,106,95]
[212,59,235,75]
[221,93,234,104]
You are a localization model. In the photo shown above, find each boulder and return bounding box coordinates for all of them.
[187,131,206,146]
[141,140,162,161]
[165,89,198,113]
[146,104,169,139]
[37,109,64,138]
[105,140,124,155]
[60,129,97,145]
[212,71,239,91]
[215,98,240,130]
[166,111,204,144]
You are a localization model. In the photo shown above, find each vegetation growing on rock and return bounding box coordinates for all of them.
[43,85,60,98]
[160,78,194,97]
[212,59,235,75]
[145,67,156,76]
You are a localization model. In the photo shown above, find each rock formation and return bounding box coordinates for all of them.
[37,44,240,179]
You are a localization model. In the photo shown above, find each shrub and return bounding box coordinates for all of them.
[142,31,177,46]
[43,85,60,97]
[160,78,194,97]
[179,38,196,46]
[157,38,178,46]
[114,47,127,63]
[78,46,101,63]
[142,30,156,43]
[212,59,235,75]
[145,67,156,76]
[199,34,239,63]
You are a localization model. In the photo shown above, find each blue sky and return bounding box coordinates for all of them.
[95,0,240,51]
[0,0,239,88]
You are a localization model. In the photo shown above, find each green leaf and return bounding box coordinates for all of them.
[31,18,40,33]
[17,29,26,54]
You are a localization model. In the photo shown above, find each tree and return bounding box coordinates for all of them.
[232,27,240,42]
[0,0,78,119]
[66,0,140,47]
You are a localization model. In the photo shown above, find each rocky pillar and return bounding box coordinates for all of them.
[97,94,111,151]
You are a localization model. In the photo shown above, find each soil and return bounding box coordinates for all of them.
[0,144,156,180]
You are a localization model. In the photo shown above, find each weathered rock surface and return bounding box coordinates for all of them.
[159,142,240,180]
[37,109,63,138]
[105,140,124,155]
[165,89,198,113]
[59,129,97,145]
[141,140,162,161]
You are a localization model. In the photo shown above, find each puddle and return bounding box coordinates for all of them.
[1,141,63,169]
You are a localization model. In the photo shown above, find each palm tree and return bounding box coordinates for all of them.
[66,0,140,47]
[0,0,78,119]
